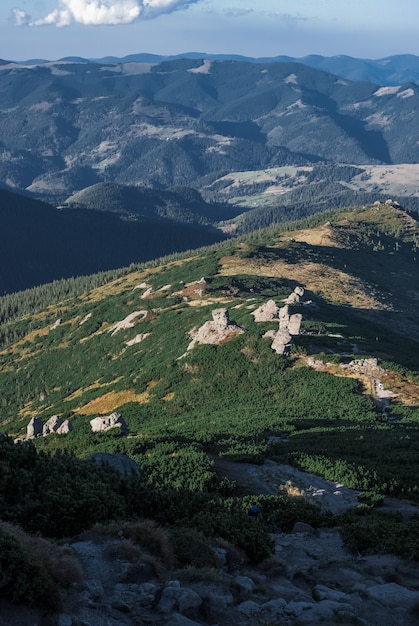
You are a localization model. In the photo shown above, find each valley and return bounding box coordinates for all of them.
[1,52,419,624]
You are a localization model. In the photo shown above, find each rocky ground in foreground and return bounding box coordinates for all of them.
[2,458,419,625]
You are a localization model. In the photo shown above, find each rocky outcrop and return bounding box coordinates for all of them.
[126,333,150,346]
[261,305,302,356]
[187,308,245,351]
[27,415,73,439]
[251,288,305,356]
[26,417,44,439]
[8,524,419,626]
[79,312,92,326]
[251,299,280,322]
[90,412,128,433]
[42,415,73,436]
[174,278,207,300]
[85,453,141,476]
[109,311,149,336]
[283,285,305,304]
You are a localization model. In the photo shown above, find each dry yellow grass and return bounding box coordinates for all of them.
[74,389,151,415]
[64,377,124,402]
[219,253,384,310]
[80,258,198,304]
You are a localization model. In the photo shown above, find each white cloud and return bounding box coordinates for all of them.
[14,0,200,27]
[223,8,254,18]
[11,8,32,26]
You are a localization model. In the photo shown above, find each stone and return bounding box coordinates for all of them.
[27,417,43,439]
[126,333,150,346]
[288,313,302,335]
[234,575,255,593]
[56,420,73,435]
[109,311,148,335]
[292,521,317,535]
[85,453,140,476]
[187,308,245,350]
[237,600,262,615]
[251,299,280,322]
[42,415,64,436]
[367,582,419,607]
[312,584,351,602]
[165,614,203,626]
[89,412,128,433]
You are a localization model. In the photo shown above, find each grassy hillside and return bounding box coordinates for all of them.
[1,202,419,505]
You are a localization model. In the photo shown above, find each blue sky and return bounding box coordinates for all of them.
[1,1,419,62]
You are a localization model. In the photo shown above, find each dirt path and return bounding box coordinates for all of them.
[213,456,419,517]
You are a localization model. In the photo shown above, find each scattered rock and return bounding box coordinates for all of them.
[126,332,150,346]
[26,417,44,439]
[90,412,128,433]
[109,310,149,335]
[251,299,280,322]
[85,452,141,476]
[50,318,62,330]
[187,308,245,351]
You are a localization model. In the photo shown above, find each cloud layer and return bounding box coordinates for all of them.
[13,0,200,27]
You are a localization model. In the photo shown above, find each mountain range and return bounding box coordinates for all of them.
[2,54,419,293]
[9,52,419,86]
[1,56,419,206]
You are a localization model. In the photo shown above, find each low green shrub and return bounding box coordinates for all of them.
[0,527,60,608]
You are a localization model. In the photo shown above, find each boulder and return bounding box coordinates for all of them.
[90,412,128,433]
[56,420,73,435]
[284,286,305,304]
[42,415,64,436]
[85,453,141,476]
[271,328,292,355]
[27,417,43,439]
[251,299,280,322]
[187,308,244,350]
[109,311,148,336]
[366,582,419,607]
[158,582,202,615]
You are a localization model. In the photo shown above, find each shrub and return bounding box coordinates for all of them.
[0,525,61,608]
[170,526,219,568]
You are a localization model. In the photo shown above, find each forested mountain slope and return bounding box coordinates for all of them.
[1,58,419,203]
[0,187,225,294]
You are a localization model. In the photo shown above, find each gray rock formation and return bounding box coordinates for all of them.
[85,453,141,476]
[26,417,44,439]
[56,420,73,435]
[251,299,280,322]
[268,305,302,355]
[90,412,128,433]
[284,285,305,304]
[187,308,245,351]
[42,415,64,436]
[26,415,72,439]
[109,311,149,336]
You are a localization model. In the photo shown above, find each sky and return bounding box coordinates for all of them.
[1,0,419,62]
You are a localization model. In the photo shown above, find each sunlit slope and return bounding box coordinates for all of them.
[0,202,418,446]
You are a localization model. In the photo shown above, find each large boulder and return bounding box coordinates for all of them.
[27,417,44,439]
[251,300,280,322]
[90,412,128,433]
[85,453,141,476]
[43,415,64,436]
[187,308,244,350]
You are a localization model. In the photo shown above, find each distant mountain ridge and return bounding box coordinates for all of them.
[5,52,419,86]
[1,56,419,204]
